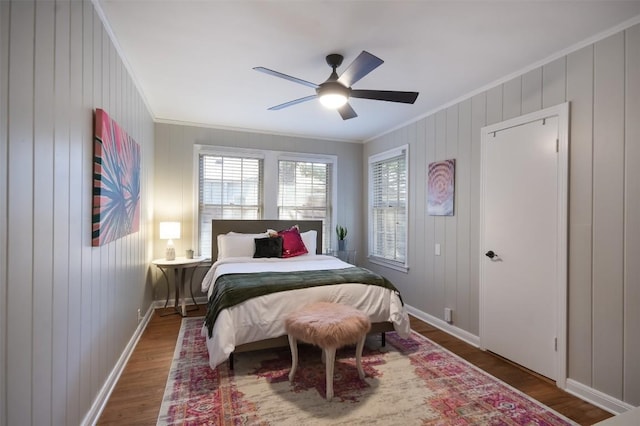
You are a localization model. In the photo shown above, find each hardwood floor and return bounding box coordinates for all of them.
[98,307,613,425]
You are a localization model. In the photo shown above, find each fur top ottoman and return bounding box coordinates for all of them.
[285,302,372,400]
[285,302,372,349]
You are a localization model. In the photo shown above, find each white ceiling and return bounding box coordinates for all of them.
[98,1,640,142]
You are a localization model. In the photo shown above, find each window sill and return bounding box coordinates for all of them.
[367,256,409,273]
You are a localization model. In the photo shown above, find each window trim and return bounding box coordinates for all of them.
[367,145,409,272]
[193,145,265,257]
[277,155,338,252]
[193,144,337,257]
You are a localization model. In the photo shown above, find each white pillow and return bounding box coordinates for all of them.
[301,230,317,255]
[217,232,268,260]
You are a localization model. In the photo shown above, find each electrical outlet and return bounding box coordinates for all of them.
[444,308,453,323]
[435,243,441,256]
[137,308,142,322]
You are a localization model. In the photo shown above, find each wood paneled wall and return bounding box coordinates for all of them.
[364,24,640,406]
[0,1,155,425]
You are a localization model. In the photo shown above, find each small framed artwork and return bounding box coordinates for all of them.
[427,159,455,216]
[92,108,141,246]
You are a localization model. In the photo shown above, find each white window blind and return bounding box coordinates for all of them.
[369,147,408,266]
[199,154,262,257]
[278,159,333,252]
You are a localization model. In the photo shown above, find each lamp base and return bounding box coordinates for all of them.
[165,247,176,261]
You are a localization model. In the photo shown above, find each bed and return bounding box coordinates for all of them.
[200,219,410,369]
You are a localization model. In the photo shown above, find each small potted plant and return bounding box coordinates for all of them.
[336,225,347,251]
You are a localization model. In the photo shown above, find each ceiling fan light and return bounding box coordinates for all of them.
[319,93,348,109]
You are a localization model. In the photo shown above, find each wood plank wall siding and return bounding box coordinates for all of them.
[0,1,155,425]
[363,24,640,407]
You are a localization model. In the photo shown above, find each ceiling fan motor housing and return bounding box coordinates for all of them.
[316,81,351,99]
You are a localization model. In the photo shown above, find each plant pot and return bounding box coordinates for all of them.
[338,240,346,251]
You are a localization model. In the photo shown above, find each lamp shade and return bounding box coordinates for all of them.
[159,222,181,240]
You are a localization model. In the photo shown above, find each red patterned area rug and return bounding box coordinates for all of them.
[157,317,577,425]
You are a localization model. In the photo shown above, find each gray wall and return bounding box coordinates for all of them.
[363,24,640,406]
[0,1,155,425]
[153,123,363,299]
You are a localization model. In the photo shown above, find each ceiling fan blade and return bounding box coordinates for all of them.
[253,67,319,89]
[337,51,384,87]
[338,103,358,120]
[351,89,419,104]
[268,95,317,110]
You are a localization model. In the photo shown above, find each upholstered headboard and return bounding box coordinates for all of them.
[211,220,323,260]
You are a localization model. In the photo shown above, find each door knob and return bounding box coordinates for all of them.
[485,250,497,259]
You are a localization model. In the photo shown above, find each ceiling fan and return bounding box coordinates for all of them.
[254,51,419,120]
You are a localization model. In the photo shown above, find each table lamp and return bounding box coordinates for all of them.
[160,221,180,260]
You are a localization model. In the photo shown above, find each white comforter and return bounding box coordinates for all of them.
[200,254,410,368]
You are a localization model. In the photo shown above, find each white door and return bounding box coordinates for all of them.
[480,105,567,381]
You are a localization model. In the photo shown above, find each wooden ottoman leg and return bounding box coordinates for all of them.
[355,334,366,379]
[324,347,336,401]
[288,335,298,382]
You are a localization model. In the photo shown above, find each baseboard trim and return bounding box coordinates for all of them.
[81,304,154,426]
[405,304,480,348]
[152,296,208,310]
[565,379,636,415]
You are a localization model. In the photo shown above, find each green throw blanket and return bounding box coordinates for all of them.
[205,267,402,337]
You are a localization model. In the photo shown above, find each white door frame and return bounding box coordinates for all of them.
[479,102,569,389]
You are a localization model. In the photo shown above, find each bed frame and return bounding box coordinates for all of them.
[210,219,394,368]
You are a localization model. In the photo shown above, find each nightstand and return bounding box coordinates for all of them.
[327,250,357,264]
[152,257,206,317]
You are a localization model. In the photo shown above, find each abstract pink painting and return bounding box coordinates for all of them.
[427,159,455,216]
[92,109,141,246]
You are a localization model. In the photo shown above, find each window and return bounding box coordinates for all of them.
[198,153,263,257]
[368,146,408,270]
[195,146,336,257]
[278,159,333,251]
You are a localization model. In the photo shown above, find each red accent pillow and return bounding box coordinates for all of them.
[278,226,308,258]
